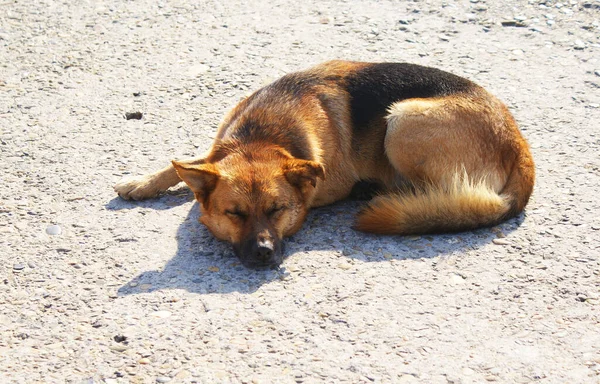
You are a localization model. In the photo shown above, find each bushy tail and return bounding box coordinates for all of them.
[354,159,534,235]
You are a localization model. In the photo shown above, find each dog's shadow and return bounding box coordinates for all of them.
[109,190,524,296]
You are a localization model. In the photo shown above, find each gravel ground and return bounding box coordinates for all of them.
[1,0,600,383]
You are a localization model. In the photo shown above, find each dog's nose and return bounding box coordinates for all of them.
[257,245,274,259]
[256,238,274,260]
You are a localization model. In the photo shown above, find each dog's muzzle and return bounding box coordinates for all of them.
[236,234,282,269]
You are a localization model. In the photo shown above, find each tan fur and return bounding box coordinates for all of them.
[354,171,511,234]
[354,89,534,234]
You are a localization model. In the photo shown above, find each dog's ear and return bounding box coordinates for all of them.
[283,159,325,190]
[172,160,220,204]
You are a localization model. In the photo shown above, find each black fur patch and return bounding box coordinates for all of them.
[348,180,384,200]
[346,63,475,132]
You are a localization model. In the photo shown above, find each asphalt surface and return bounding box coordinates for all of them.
[1,0,599,383]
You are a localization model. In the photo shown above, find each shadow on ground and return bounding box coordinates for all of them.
[110,192,524,296]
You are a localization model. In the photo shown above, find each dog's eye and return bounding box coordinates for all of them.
[266,205,285,217]
[225,209,247,219]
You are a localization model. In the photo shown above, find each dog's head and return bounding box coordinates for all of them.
[173,144,324,269]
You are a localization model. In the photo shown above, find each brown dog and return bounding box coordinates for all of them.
[114,61,534,268]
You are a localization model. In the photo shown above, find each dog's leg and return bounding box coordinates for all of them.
[114,157,205,200]
[382,95,507,190]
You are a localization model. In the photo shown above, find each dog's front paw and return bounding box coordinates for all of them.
[114,176,161,201]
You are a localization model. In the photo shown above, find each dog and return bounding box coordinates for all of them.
[114,60,534,269]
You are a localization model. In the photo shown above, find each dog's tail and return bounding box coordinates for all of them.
[354,156,534,235]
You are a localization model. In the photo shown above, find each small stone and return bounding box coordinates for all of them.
[594,71,600,78]
[174,370,191,379]
[139,284,153,291]
[485,375,498,381]
[156,377,171,383]
[139,358,151,364]
[13,263,25,271]
[125,112,143,120]
[27,261,36,269]
[113,335,127,343]
[152,310,172,318]
[46,224,62,236]
[501,20,517,27]
[383,253,393,259]
[451,274,466,284]
[278,270,291,281]
[319,17,330,24]
[462,367,475,376]
[109,344,128,352]
[574,40,586,50]
[208,266,220,272]
[492,238,510,245]
[337,263,352,270]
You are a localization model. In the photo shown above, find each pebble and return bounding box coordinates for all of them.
[594,71,600,78]
[125,112,143,120]
[109,344,128,352]
[139,358,151,364]
[462,367,475,375]
[156,377,171,383]
[45,224,62,236]
[492,238,511,245]
[152,310,172,318]
[337,262,352,270]
[140,284,153,291]
[208,266,220,272]
[574,40,586,50]
[451,274,466,284]
[174,370,191,379]
[13,263,25,271]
